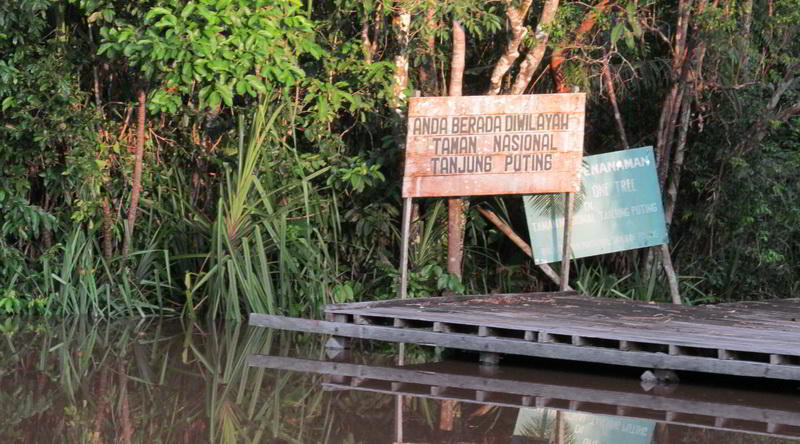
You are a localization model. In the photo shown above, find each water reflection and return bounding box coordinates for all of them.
[1,318,798,443]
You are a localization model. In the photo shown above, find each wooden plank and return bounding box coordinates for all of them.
[247,314,800,380]
[325,304,800,355]
[405,132,584,155]
[338,304,798,347]
[325,294,800,355]
[403,94,585,198]
[402,173,580,198]
[325,291,577,311]
[403,150,581,177]
[408,94,586,116]
[246,355,800,428]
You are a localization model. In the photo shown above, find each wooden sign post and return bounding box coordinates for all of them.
[400,93,586,298]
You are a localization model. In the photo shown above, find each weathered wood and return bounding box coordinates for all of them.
[246,355,800,435]
[403,94,585,198]
[559,192,574,291]
[405,133,584,157]
[325,336,349,350]
[325,290,577,311]
[408,94,585,116]
[324,294,800,355]
[399,197,413,299]
[248,313,800,380]
[479,352,500,366]
[403,173,580,198]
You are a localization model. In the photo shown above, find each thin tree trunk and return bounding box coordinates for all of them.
[655,0,692,180]
[122,88,146,256]
[554,411,565,444]
[655,0,704,306]
[665,84,692,226]
[90,366,110,444]
[739,64,799,157]
[439,399,458,432]
[741,0,753,41]
[656,80,686,187]
[103,199,113,259]
[661,243,682,304]
[603,55,629,149]
[361,22,373,64]
[87,24,103,113]
[448,20,467,278]
[449,20,466,97]
[487,0,534,95]
[119,361,133,444]
[419,2,438,95]
[510,0,560,94]
[739,0,754,73]
[361,2,382,64]
[391,6,411,116]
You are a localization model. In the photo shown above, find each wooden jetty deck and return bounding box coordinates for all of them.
[248,291,800,380]
[246,355,800,439]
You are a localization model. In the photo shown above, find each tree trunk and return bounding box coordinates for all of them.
[447,20,467,278]
[653,0,705,306]
[438,399,459,432]
[487,0,534,95]
[419,2,438,95]
[103,199,113,260]
[119,361,133,444]
[122,88,146,256]
[603,55,630,149]
[554,410,566,444]
[510,0,560,94]
[361,1,382,64]
[655,0,692,182]
[661,243,682,305]
[391,5,411,116]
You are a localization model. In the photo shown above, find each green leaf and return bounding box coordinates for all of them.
[181,62,193,83]
[207,59,229,72]
[2,97,15,112]
[624,31,635,49]
[97,42,115,55]
[217,83,233,107]
[145,7,172,23]
[235,79,247,95]
[181,2,196,19]
[611,22,624,47]
[245,75,266,94]
[207,91,221,108]
[122,44,137,58]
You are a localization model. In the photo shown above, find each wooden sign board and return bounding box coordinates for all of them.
[403,93,586,198]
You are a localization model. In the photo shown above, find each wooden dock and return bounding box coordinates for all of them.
[248,292,800,381]
[246,355,800,439]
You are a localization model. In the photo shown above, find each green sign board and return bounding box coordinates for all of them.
[514,408,655,444]
[514,408,656,444]
[524,146,667,264]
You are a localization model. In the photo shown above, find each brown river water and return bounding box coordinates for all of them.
[1,318,798,443]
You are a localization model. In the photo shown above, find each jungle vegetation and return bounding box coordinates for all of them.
[1,0,798,318]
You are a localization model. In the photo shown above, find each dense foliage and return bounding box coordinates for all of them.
[0,0,798,318]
